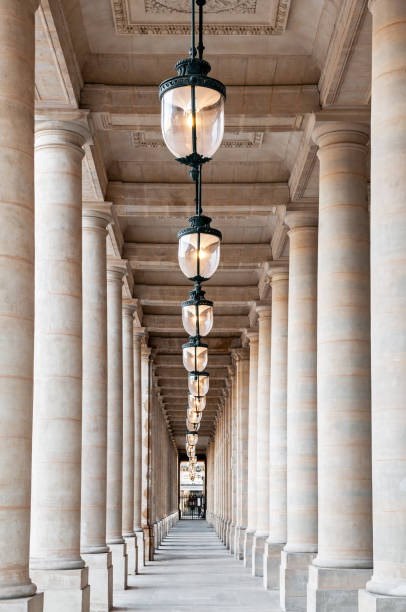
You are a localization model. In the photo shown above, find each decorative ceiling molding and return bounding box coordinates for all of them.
[131,130,264,149]
[144,0,257,14]
[111,0,291,35]
[319,0,369,107]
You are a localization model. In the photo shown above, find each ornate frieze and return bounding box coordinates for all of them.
[131,130,264,149]
[110,0,291,35]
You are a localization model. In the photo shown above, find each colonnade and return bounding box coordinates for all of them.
[0,2,177,610]
[207,2,406,611]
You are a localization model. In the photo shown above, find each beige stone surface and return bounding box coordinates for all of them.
[0,0,38,603]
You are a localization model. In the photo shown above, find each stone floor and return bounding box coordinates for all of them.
[115,520,281,611]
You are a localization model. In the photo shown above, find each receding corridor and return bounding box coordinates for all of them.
[115,521,280,611]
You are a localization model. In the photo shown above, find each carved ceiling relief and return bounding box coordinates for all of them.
[144,1,257,14]
[131,130,264,149]
[111,0,291,35]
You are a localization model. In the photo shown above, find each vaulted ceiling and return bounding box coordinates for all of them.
[35,0,372,449]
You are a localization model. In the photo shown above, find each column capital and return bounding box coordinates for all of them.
[82,202,112,232]
[133,326,147,338]
[312,121,370,149]
[122,301,139,321]
[256,301,272,317]
[269,267,289,286]
[285,211,318,231]
[232,347,250,362]
[35,110,91,150]
[141,346,152,360]
[107,259,127,283]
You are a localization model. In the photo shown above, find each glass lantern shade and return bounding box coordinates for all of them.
[188,371,209,396]
[186,419,200,433]
[178,218,221,281]
[187,408,202,424]
[182,300,213,337]
[188,394,206,412]
[182,339,208,372]
[186,432,198,446]
[186,445,196,457]
[160,84,224,160]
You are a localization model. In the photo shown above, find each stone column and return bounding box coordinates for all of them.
[106,264,128,591]
[81,204,113,612]
[280,213,318,612]
[252,304,272,577]
[264,271,289,590]
[0,1,42,609]
[122,303,137,575]
[133,329,145,567]
[141,346,152,564]
[308,123,372,612]
[30,118,90,611]
[360,2,406,610]
[244,331,259,568]
[234,349,250,560]
[229,369,238,554]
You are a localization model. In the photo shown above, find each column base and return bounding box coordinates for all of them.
[263,541,284,590]
[124,535,137,575]
[243,529,255,568]
[30,567,89,612]
[0,594,44,612]
[234,526,246,560]
[135,530,144,570]
[359,590,406,611]
[81,552,112,612]
[307,564,372,612]
[252,533,267,577]
[108,542,128,591]
[280,550,316,611]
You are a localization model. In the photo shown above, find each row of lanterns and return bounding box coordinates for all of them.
[159,0,226,479]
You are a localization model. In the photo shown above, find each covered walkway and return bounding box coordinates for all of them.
[115,521,280,611]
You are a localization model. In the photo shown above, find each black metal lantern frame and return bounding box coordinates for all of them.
[182,336,208,372]
[158,0,226,172]
[186,419,200,433]
[188,370,209,397]
[181,281,213,335]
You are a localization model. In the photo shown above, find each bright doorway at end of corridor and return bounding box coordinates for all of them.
[179,460,206,520]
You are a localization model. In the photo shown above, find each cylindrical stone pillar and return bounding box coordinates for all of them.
[106,264,128,590]
[81,204,113,611]
[0,1,41,607]
[133,329,145,565]
[252,304,272,577]
[229,369,237,555]
[141,346,152,564]
[244,331,259,568]
[122,303,137,575]
[234,349,250,560]
[280,212,318,612]
[360,2,406,610]
[308,123,372,612]
[264,271,289,590]
[30,118,90,609]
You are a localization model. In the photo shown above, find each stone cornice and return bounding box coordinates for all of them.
[319,0,369,107]
[110,0,291,35]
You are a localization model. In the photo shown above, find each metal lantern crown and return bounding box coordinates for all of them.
[159,0,226,168]
[182,282,213,337]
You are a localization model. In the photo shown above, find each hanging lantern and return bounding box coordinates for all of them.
[187,407,202,424]
[188,393,206,412]
[186,431,198,446]
[159,1,226,167]
[182,337,208,372]
[186,444,196,457]
[178,215,222,282]
[188,371,209,397]
[186,419,200,433]
[182,282,213,337]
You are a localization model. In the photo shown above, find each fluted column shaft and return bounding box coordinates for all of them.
[309,122,372,611]
[31,120,88,571]
[0,0,39,603]
[264,272,289,589]
[361,1,406,607]
[81,207,111,553]
[280,213,318,611]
